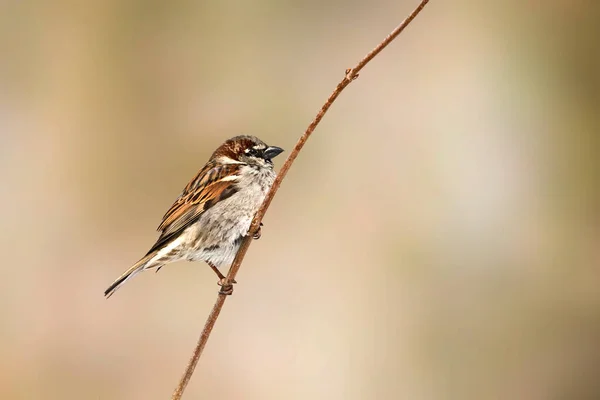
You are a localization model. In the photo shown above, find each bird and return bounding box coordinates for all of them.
[104,135,284,298]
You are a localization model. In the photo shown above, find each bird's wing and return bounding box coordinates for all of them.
[146,162,241,255]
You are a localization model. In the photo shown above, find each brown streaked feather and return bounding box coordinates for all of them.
[144,162,241,256]
[211,135,263,160]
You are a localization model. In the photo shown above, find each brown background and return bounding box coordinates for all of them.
[1,0,599,399]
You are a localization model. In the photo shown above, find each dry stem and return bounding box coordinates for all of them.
[171,1,430,398]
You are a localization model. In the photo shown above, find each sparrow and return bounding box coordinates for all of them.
[104,135,284,298]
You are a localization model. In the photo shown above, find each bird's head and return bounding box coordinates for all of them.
[213,135,284,169]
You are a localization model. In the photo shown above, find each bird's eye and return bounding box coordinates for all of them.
[247,148,259,156]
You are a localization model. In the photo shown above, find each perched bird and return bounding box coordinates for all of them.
[104,135,284,298]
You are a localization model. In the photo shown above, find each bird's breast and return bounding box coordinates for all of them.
[194,166,276,249]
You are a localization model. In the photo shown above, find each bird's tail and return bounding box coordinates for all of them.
[104,253,157,298]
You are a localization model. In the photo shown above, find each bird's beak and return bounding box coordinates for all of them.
[263,146,284,160]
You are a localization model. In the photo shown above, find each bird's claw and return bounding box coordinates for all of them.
[218,278,236,295]
[253,222,264,240]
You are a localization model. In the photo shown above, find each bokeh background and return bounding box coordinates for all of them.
[1,0,599,399]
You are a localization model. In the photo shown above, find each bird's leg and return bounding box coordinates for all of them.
[207,261,236,295]
[253,222,264,240]
[207,261,226,280]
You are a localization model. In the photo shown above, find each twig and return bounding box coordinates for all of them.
[171,1,430,398]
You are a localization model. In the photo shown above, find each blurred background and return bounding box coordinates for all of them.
[1,0,599,399]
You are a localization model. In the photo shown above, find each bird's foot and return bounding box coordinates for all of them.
[218,278,235,295]
[253,222,264,240]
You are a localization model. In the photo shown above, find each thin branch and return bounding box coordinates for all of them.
[171,1,430,398]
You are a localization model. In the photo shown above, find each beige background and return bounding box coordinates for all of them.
[1,0,599,399]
